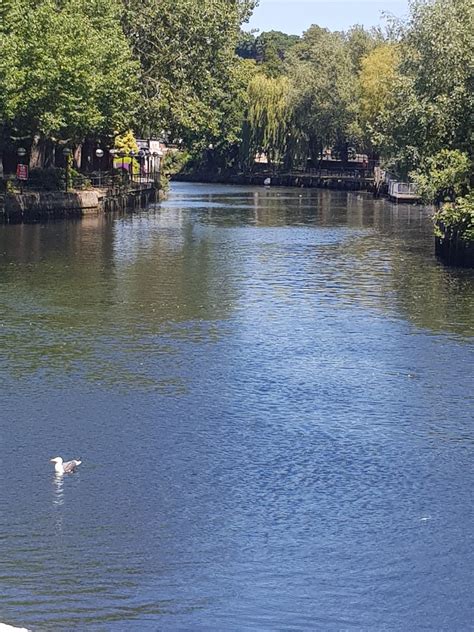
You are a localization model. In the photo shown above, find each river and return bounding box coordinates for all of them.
[0,183,473,631]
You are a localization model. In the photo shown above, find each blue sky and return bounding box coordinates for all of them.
[245,0,409,34]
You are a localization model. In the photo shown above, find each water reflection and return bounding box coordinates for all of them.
[0,184,473,631]
[52,474,65,506]
[52,475,65,535]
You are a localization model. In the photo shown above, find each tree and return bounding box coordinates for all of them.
[236,30,258,59]
[0,0,139,167]
[122,0,258,147]
[410,149,472,205]
[344,24,383,73]
[287,26,357,165]
[254,31,300,77]
[358,44,400,153]
[381,0,474,175]
[247,73,291,166]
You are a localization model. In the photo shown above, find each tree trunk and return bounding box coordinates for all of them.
[74,144,82,170]
[44,140,55,168]
[29,135,56,169]
[308,137,321,172]
[340,142,349,167]
[29,134,44,169]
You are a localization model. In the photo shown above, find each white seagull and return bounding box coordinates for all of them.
[50,456,82,475]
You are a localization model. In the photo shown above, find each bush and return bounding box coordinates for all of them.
[28,167,65,190]
[410,149,472,206]
[70,167,92,190]
[5,178,17,194]
[161,150,190,177]
[434,191,474,243]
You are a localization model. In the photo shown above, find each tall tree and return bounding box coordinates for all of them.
[0,0,139,166]
[247,73,290,165]
[344,24,383,73]
[287,26,357,165]
[122,0,258,147]
[254,31,301,76]
[381,0,474,175]
[358,44,400,154]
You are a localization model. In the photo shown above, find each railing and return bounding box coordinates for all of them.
[72,171,159,190]
[248,166,374,180]
[300,168,372,179]
[2,169,160,193]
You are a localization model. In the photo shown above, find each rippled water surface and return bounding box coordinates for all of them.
[0,183,473,631]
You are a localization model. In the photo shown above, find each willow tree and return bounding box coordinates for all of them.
[287,26,357,165]
[247,74,291,167]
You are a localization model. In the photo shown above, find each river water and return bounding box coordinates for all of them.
[0,183,473,631]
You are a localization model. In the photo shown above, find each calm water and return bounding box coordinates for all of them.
[0,183,473,631]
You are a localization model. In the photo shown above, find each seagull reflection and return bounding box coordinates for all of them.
[52,473,65,506]
[52,474,65,534]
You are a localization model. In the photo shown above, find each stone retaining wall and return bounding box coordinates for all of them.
[1,186,158,222]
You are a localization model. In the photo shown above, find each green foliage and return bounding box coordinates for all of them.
[379,0,474,175]
[112,131,140,176]
[25,166,93,191]
[70,167,92,190]
[344,24,383,73]
[5,179,17,194]
[2,0,471,203]
[287,26,357,164]
[122,0,256,146]
[28,167,65,191]
[0,0,139,144]
[410,149,472,205]
[161,151,190,177]
[236,30,257,59]
[434,191,474,243]
[255,31,301,76]
[236,30,300,77]
[358,44,400,152]
[248,74,290,164]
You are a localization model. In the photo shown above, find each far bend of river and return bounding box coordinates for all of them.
[0,183,473,631]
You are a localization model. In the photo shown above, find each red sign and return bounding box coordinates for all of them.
[16,164,28,180]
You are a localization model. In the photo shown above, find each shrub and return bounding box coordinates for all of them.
[71,168,92,190]
[161,150,190,177]
[434,191,474,242]
[28,167,65,190]
[410,149,472,206]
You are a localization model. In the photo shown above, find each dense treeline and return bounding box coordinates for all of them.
[0,0,472,210]
[0,0,256,171]
[229,0,473,205]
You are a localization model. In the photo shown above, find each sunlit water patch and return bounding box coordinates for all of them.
[0,183,473,631]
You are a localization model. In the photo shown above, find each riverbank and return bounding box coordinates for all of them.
[433,195,474,268]
[173,171,373,192]
[435,235,474,267]
[0,183,161,222]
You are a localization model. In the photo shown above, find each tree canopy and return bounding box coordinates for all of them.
[380,0,474,175]
[0,0,472,199]
[122,0,257,147]
[1,0,138,144]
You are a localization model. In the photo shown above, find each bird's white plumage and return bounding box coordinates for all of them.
[50,456,82,475]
